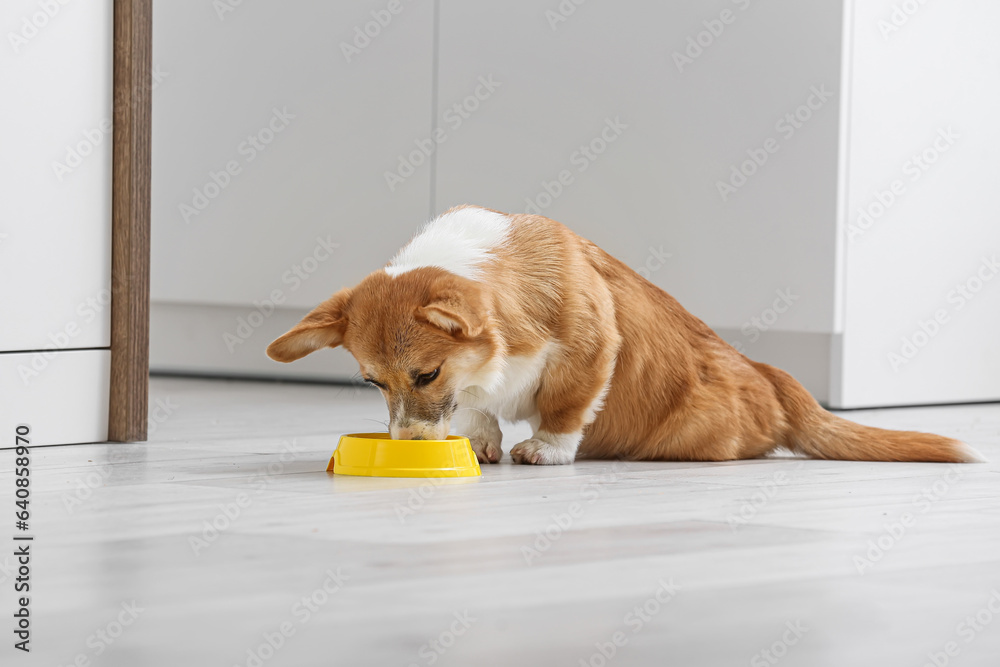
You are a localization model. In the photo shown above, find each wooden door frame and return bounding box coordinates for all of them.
[109,0,152,442]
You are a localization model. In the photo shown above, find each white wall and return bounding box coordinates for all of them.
[150,0,436,380]
[151,0,846,391]
[435,0,844,336]
[149,0,1000,409]
[152,0,435,309]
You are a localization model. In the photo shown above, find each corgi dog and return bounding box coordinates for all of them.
[267,205,984,465]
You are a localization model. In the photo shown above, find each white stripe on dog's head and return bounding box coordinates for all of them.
[385,206,511,281]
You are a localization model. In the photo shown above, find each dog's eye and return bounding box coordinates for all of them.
[363,377,385,390]
[414,368,440,387]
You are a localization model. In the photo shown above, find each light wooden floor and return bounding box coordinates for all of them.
[8,377,1000,666]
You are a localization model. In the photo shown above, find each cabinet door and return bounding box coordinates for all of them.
[151,1,436,309]
[838,0,1000,407]
[0,1,112,352]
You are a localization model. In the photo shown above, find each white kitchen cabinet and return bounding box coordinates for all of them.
[0,0,114,445]
[835,0,1000,407]
[0,0,113,352]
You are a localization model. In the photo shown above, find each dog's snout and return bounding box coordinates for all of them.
[390,420,448,441]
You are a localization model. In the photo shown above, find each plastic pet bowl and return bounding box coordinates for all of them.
[327,433,482,478]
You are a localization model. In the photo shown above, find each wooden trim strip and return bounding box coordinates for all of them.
[109,0,152,442]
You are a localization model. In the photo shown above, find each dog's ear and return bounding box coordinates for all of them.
[416,276,488,338]
[267,288,351,362]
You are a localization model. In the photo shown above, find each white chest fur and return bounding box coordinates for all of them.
[458,343,555,423]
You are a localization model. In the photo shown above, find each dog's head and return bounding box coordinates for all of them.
[267,267,500,440]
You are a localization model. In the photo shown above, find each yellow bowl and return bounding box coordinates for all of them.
[328,433,482,478]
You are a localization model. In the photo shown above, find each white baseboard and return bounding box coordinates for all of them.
[151,302,359,382]
[714,328,836,407]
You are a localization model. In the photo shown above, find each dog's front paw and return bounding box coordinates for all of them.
[470,436,502,464]
[510,438,575,465]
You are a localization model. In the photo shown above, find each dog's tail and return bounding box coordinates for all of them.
[754,362,986,463]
